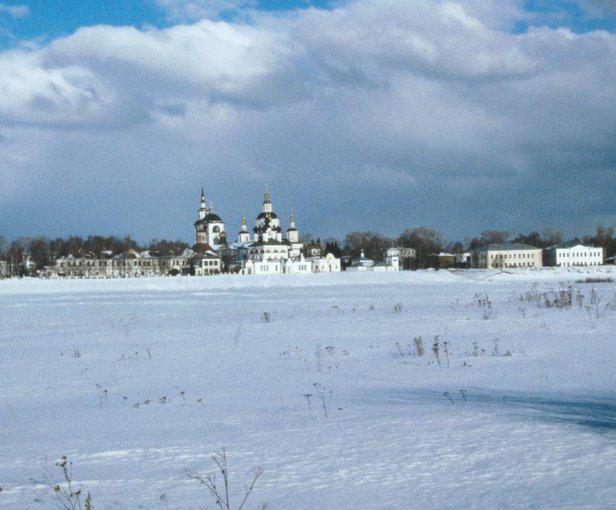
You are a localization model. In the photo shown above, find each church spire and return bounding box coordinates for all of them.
[238,214,250,243]
[288,211,296,230]
[198,187,207,220]
[262,186,273,213]
[286,210,299,243]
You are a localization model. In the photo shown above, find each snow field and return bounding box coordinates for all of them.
[1,267,615,508]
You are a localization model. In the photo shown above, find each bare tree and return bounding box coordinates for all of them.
[343,231,394,260]
[480,230,510,246]
[397,227,444,268]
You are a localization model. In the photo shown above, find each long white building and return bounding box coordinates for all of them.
[544,244,604,267]
[472,243,543,269]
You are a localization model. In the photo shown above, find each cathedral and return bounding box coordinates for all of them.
[193,188,340,274]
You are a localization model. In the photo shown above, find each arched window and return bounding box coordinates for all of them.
[212,226,220,233]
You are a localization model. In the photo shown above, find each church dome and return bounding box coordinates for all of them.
[204,212,222,222]
[257,211,278,220]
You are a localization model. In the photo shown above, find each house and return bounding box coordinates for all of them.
[454,252,471,268]
[386,248,400,271]
[427,252,457,269]
[284,256,313,274]
[472,243,543,269]
[346,250,397,272]
[242,259,284,275]
[346,250,375,271]
[304,243,322,258]
[543,244,604,267]
[397,247,417,269]
[310,252,342,272]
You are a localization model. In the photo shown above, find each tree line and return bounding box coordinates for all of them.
[1,226,615,273]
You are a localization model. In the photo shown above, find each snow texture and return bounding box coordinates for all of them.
[1,267,616,509]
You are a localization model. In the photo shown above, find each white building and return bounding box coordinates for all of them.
[242,259,284,275]
[194,188,226,250]
[52,247,220,278]
[346,250,397,272]
[346,250,375,271]
[544,244,604,267]
[236,190,341,275]
[284,256,313,274]
[310,253,341,273]
[192,252,223,275]
[386,247,400,271]
[472,243,543,269]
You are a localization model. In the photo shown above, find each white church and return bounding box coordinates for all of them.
[193,188,341,275]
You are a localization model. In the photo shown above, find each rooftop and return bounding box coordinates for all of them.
[477,242,541,252]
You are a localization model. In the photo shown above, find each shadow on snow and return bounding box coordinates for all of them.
[365,387,616,433]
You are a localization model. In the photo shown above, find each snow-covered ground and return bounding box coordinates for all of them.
[1,267,616,509]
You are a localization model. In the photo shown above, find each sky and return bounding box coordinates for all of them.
[0,0,615,244]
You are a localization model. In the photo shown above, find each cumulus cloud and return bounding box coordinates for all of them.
[0,0,615,240]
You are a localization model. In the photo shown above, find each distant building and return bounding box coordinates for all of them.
[304,243,322,258]
[346,250,397,272]
[454,252,471,267]
[191,250,222,276]
[397,247,417,269]
[52,248,219,278]
[427,251,471,269]
[386,247,400,271]
[232,190,341,275]
[427,252,457,269]
[21,256,36,276]
[311,252,342,273]
[543,244,604,267]
[472,243,543,269]
[194,188,226,250]
[346,250,375,271]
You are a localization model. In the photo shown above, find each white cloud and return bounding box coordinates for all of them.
[0,50,111,126]
[0,0,615,238]
[47,20,297,102]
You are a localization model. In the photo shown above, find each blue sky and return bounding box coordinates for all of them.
[0,0,615,243]
[0,0,335,44]
[2,0,613,45]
